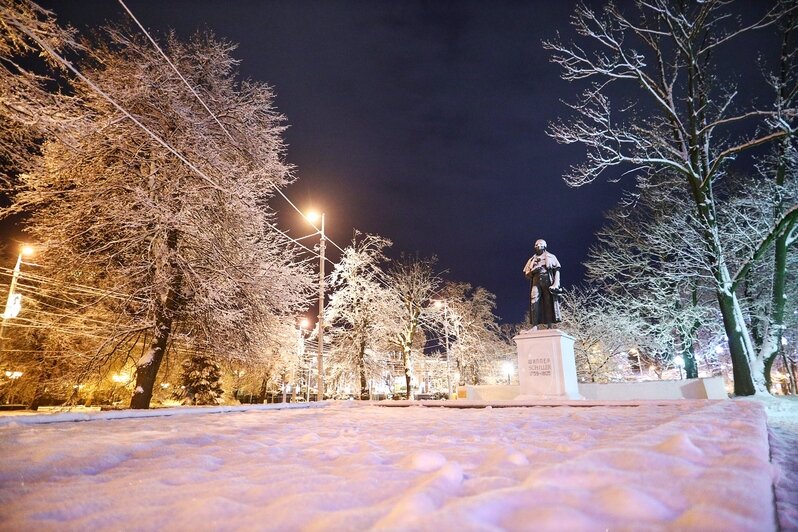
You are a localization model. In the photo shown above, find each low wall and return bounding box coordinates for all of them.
[578,376,728,400]
[463,376,728,401]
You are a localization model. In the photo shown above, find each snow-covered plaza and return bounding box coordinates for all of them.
[1,398,796,531]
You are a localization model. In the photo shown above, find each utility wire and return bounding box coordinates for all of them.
[12,19,324,256]
[118,0,350,257]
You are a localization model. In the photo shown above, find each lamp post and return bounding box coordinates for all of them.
[0,245,34,369]
[306,212,325,401]
[296,318,308,403]
[434,299,452,399]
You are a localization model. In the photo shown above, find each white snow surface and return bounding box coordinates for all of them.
[762,395,798,531]
[0,399,791,531]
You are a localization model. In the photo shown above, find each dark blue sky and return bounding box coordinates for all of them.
[31,1,777,323]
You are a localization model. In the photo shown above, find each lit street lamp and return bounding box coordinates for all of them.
[0,245,34,371]
[2,245,34,321]
[306,211,326,401]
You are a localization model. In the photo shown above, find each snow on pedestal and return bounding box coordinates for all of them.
[514,328,583,400]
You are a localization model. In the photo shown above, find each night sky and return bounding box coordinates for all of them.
[24,1,776,323]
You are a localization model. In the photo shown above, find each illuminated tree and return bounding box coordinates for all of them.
[434,282,508,386]
[325,232,394,399]
[0,0,81,179]
[385,255,441,399]
[2,25,312,408]
[559,287,639,383]
[586,188,725,379]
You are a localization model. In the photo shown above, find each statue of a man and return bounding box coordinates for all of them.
[523,239,562,329]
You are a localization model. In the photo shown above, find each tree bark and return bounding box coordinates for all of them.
[130,230,182,409]
[357,338,368,400]
[692,185,761,395]
[402,346,412,399]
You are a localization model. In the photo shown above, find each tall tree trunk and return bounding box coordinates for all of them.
[692,186,761,395]
[716,289,759,395]
[680,315,700,380]
[681,342,698,380]
[357,338,368,400]
[402,346,412,399]
[762,230,789,391]
[131,230,182,409]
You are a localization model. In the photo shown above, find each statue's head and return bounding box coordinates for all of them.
[534,239,547,255]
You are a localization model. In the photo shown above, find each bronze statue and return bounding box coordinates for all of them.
[523,239,562,329]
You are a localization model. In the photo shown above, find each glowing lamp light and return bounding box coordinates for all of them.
[20,245,34,257]
[434,299,444,309]
[305,211,321,224]
[300,318,310,329]
[5,293,22,319]
[673,355,685,368]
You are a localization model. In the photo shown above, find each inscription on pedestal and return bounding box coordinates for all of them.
[513,329,583,400]
[528,357,552,377]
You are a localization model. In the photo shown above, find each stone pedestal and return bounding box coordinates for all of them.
[513,329,583,400]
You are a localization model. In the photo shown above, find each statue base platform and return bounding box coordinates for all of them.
[513,328,583,400]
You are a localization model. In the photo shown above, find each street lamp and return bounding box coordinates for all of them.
[3,245,34,320]
[433,299,452,399]
[297,318,311,401]
[1,245,34,369]
[306,211,326,401]
[294,318,309,403]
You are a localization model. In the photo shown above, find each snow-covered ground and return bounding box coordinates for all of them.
[0,399,795,531]
[763,395,798,531]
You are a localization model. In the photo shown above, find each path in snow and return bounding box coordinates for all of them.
[0,400,777,531]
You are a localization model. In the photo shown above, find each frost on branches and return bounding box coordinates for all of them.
[0,0,82,179]
[0,20,313,408]
[585,188,726,381]
[385,255,442,399]
[433,282,510,387]
[325,233,396,399]
[546,0,798,395]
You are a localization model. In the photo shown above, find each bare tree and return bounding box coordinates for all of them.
[434,282,508,386]
[385,255,441,399]
[325,232,395,399]
[2,26,312,408]
[560,287,639,383]
[586,187,724,379]
[546,0,798,395]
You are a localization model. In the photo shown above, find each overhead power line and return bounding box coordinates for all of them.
[12,17,328,257]
[117,0,350,256]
